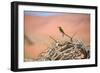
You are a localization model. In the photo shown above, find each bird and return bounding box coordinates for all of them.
[58,26,71,38]
[58,26,65,37]
[58,26,74,42]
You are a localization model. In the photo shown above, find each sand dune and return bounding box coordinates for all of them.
[24,13,90,59]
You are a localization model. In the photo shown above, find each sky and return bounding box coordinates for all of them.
[24,11,63,16]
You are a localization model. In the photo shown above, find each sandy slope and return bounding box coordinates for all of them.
[24,13,90,59]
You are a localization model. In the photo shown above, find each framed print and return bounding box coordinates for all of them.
[11,1,98,71]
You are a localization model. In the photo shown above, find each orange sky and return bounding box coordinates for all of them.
[24,12,90,60]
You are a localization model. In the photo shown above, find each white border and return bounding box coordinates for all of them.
[18,5,96,68]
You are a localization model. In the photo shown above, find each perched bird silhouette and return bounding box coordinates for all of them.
[58,26,70,38]
[58,26,73,42]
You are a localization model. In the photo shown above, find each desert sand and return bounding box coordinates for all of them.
[24,12,90,60]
